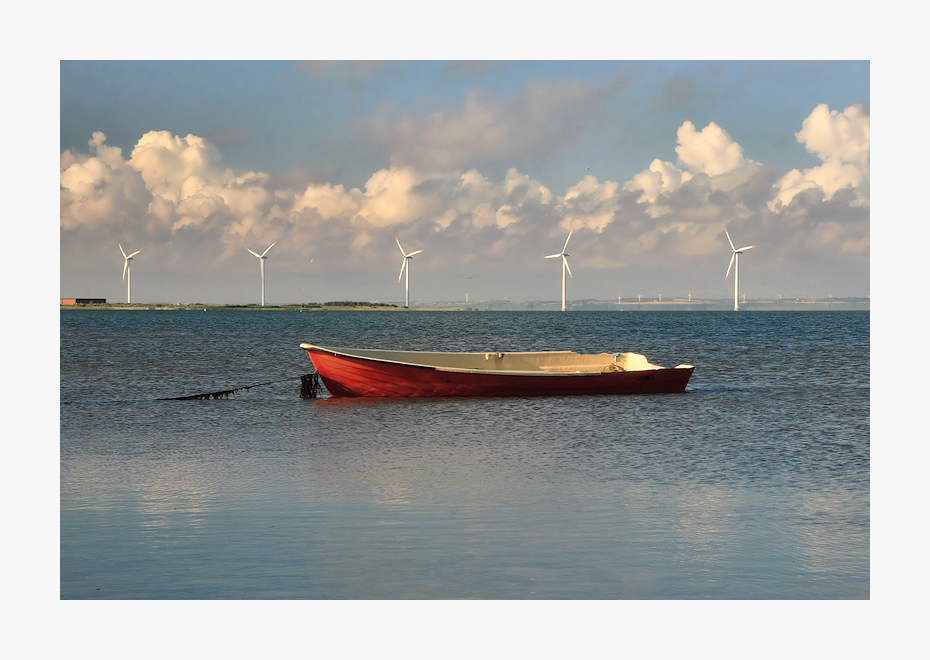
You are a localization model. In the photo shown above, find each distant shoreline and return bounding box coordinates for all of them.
[60,299,869,312]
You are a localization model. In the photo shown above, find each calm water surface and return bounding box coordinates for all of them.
[60,310,869,599]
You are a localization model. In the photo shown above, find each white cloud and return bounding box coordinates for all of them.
[503,167,554,205]
[623,158,693,213]
[61,132,287,265]
[129,131,233,203]
[357,166,432,228]
[675,121,748,176]
[60,132,558,265]
[798,103,870,168]
[294,183,359,220]
[622,120,756,221]
[60,132,151,231]
[770,103,870,211]
[558,175,621,233]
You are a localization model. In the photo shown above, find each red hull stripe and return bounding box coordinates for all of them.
[306,348,693,398]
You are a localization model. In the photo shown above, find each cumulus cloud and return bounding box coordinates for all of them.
[558,176,621,232]
[770,103,870,210]
[624,158,693,210]
[61,130,560,268]
[620,119,762,224]
[564,110,868,278]
[292,165,554,233]
[357,167,432,227]
[294,182,358,220]
[60,132,151,231]
[129,131,235,202]
[675,120,749,176]
[619,119,758,229]
[62,131,287,270]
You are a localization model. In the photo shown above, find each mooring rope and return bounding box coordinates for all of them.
[159,372,322,400]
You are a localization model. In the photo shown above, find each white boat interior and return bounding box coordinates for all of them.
[301,343,693,374]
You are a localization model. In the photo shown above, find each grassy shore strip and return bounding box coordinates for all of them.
[61,300,868,312]
[59,302,468,311]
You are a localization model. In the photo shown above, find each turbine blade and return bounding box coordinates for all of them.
[398,258,407,282]
[725,229,736,251]
[563,256,573,278]
[127,250,141,259]
[122,260,128,282]
[119,243,127,258]
[247,249,261,258]
[725,253,736,280]
[544,254,561,259]
[396,237,406,255]
[738,245,755,252]
[408,249,424,257]
[562,229,573,253]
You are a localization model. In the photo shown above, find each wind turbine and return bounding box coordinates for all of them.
[724,229,755,311]
[396,237,423,308]
[119,244,141,303]
[544,229,573,311]
[247,241,277,306]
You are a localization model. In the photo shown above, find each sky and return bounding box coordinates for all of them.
[60,60,869,305]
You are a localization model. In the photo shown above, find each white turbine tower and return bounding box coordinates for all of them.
[119,243,141,304]
[395,237,424,308]
[247,241,277,306]
[724,229,755,312]
[544,229,574,311]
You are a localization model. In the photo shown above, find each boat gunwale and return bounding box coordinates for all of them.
[299,343,692,377]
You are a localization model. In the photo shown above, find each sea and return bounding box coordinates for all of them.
[60,310,869,600]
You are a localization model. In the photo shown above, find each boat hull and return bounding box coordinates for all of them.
[303,346,694,398]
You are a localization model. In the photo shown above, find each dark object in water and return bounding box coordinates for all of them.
[300,372,323,398]
[164,388,238,400]
[160,374,320,401]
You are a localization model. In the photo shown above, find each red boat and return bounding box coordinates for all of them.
[300,343,694,398]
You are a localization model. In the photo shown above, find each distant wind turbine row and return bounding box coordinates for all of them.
[116,229,756,310]
[117,241,277,305]
[541,228,756,312]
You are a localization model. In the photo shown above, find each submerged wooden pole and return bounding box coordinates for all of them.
[300,372,322,398]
